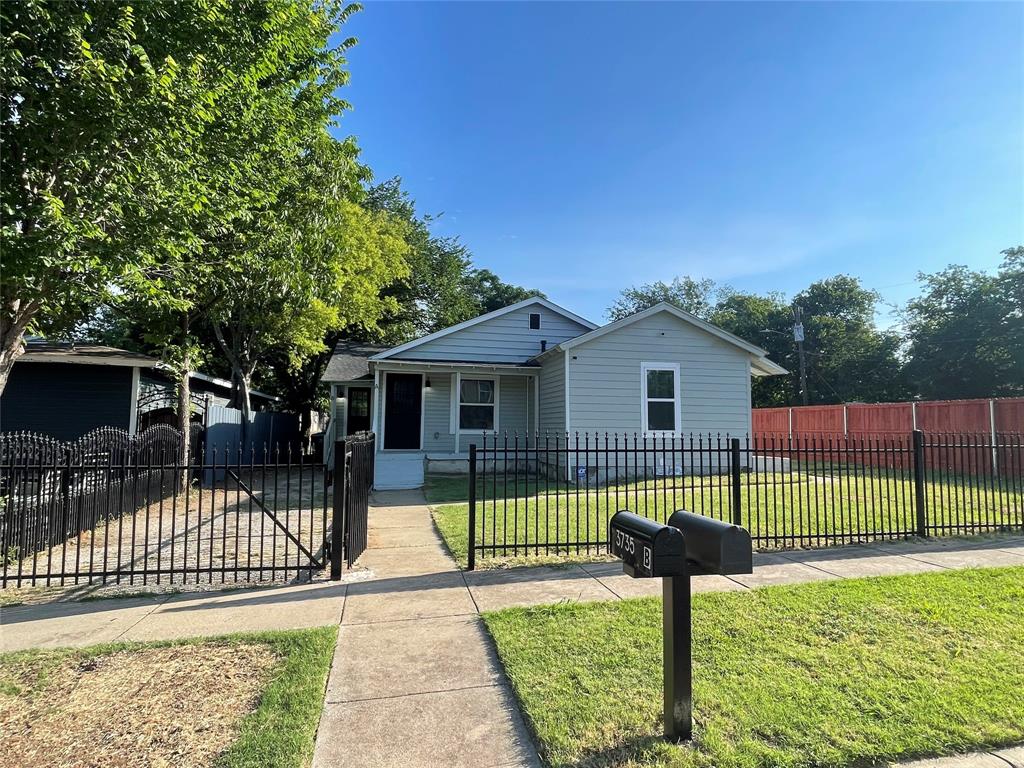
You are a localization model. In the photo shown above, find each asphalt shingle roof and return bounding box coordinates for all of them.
[323,340,389,382]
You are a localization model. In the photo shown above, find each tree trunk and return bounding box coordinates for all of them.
[176,361,191,492]
[212,321,253,424]
[0,298,39,397]
[176,314,192,491]
[236,369,253,424]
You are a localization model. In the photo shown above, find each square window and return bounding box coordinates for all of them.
[646,369,675,399]
[647,401,676,431]
[460,379,494,404]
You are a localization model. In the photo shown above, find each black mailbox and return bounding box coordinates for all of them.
[666,510,753,576]
[606,507,754,744]
[609,511,686,578]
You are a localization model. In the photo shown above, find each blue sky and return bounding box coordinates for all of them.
[334,1,1023,324]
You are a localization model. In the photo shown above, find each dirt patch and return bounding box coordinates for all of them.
[0,643,280,768]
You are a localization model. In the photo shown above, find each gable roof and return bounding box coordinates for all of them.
[370,297,597,361]
[323,340,390,382]
[538,302,789,377]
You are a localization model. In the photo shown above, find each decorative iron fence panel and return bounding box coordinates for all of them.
[1,432,330,588]
[467,431,1024,568]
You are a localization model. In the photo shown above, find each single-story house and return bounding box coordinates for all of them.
[323,298,787,489]
[0,341,281,441]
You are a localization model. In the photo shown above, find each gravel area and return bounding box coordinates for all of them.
[3,469,331,600]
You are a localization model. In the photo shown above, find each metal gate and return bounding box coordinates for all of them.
[330,432,375,577]
[1,427,329,588]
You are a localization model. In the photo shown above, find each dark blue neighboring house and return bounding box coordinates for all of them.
[0,341,282,441]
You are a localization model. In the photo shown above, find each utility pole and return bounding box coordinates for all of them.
[793,306,808,406]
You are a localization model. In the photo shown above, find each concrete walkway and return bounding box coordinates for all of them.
[311,489,540,768]
[2,490,1023,767]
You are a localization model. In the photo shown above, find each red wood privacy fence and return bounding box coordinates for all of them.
[754,398,1024,436]
[753,398,1024,476]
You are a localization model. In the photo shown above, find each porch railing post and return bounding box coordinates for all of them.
[468,443,477,571]
[730,437,742,526]
[911,430,927,538]
[331,439,346,580]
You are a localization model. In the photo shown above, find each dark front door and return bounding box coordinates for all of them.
[346,387,371,435]
[383,373,422,449]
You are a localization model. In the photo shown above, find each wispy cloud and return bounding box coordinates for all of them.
[536,213,886,293]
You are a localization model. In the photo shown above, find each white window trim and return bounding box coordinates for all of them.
[452,371,500,435]
[640,362,681,435]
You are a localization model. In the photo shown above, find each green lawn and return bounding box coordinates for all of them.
[483,567,1024,768]
[427,469,1023,568]
[0,626,336,767]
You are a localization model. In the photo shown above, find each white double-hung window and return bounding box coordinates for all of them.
[459,378,497,431]
[641,362,681,433]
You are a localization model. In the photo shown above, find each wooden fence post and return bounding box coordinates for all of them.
[911,430,927,538]
[331,439,346,580]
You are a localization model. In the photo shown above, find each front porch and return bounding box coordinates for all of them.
[332,361,539,489]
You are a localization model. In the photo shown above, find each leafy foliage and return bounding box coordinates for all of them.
[0,0,234,388]
[608,277,719,321]
[902,247,1023,399]
[362,178,543,342]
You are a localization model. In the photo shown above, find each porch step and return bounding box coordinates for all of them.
[374,453,425,490]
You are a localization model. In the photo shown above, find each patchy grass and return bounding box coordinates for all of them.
[483,567,1024,768]
[427,471,1023,568]
[0,626,336,768]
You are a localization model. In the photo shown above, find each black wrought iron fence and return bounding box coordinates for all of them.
[467,430,1024,568]
[1,427,378,589]
[1,431,329,588]
[331,431,375,576]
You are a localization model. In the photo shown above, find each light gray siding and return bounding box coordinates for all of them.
[423,375,455,452]
[390,305,589,363]
[567,312,752,437]
[373,369,533,455]
[537,352,566,434]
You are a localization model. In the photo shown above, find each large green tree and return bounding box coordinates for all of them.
[608,276,719,321]
[792,276,906,404]
[902,248,1023,399]
[361,178,478,342]
[0,0,227,394]
[710,291,795,407]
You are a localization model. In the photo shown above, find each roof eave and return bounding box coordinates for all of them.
[752,358,789,377]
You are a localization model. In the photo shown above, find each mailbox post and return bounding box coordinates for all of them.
[608,509,753,743]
